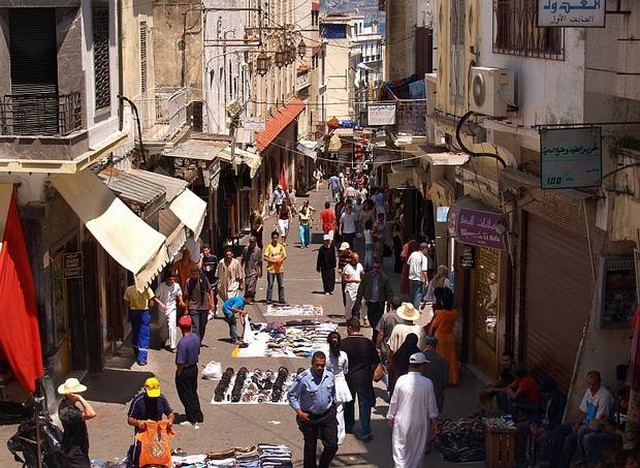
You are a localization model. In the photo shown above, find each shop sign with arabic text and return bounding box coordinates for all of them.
[538,0,605,28]
[540,126,602,189]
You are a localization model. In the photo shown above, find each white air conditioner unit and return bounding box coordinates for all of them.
[470,66,515,117]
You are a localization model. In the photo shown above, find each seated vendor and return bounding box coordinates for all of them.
[515,377,566,465]
[477,352,515,413]
[505,366,540,422]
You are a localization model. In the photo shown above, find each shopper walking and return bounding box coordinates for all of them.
[123,284,161,366]
[277,200,293,245]
[298,200,315,248]
[387,353,439,468]
[422,335,449,413]
[339,203,357,248]
[155,272,185,352]
[407,242,430,310]
[326,332,352,445]
[430,288,459,385]
[216,247,245,303]
[318,201,337,242]
[287,351,339,468]
[57,378,97,467]
[341,318,379,442]
[184,266,214,343]
[241,236,262,298]
[353,259,393,342]
[342,252,364,322]
[171,248,196,292]
[271,185,286,214]
[337,242,352,306]
[200,245,219,315]
[316,234,337,295]
[175,315,203,427]
[264,230,287,304]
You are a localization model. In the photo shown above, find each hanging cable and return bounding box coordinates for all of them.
[455,111,507,168]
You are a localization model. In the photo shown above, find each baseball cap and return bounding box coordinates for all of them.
[409,352,428,364]
[178,315,192,328]
[323,234,330,241]
[339,242,350,251]
[144,377,161,398]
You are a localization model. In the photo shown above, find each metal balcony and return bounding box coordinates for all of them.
[0,92,82,136]
[135,87,188,142]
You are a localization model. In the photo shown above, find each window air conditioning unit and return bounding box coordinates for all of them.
[470,67,514,118]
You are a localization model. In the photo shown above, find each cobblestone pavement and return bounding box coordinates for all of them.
[0,183,485,467]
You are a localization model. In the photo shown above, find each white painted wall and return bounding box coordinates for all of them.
[476,5,586,126]
[202,0,250,135]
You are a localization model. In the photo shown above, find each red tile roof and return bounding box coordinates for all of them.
[255,98,305,152]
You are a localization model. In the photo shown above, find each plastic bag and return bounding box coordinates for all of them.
[242,315,254,343]
[135,420,173,467]
[202,361,223,380]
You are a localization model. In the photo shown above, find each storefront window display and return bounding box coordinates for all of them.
[475,248,500,349]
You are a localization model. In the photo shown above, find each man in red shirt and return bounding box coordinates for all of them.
[318,201,336,242]
[506,366,540,421]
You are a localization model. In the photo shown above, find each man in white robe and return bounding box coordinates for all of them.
[387,352,439,468]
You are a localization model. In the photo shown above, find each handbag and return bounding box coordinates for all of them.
[373,363,385,382]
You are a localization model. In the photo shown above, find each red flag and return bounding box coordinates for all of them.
[279,163,288,191]
[0,191,44,393]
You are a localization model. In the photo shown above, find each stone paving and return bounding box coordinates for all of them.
[0,182,485,467]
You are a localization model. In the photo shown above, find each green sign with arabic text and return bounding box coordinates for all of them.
[540,126,602,189]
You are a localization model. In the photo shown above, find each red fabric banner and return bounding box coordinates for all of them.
[279,164,288,191]
[0,192,43,393]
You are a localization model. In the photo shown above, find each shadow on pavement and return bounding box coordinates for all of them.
[82,369,154,404]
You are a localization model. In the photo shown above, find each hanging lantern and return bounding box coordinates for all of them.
[297,39,306,59]
[256,50,270,75]
[287,43,297,64]
[275,47,286,68]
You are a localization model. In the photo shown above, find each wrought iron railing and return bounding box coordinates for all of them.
[492,0,564,60]
[136,87,188,140]
[0,92,82,136]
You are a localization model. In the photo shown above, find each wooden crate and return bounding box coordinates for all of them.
[485,427,517,468]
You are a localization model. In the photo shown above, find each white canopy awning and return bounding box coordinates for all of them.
[220,147,262,178]
[168,188,206,239]
[159,210,187,262]
[53,170,169,290]
[131,169,206,239]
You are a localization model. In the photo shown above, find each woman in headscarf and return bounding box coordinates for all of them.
[388,333,421,396]
[430,287,459,385]
[326,331,352,444]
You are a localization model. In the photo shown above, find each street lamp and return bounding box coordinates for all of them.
[297,39,306,59]
[275,47,286,68]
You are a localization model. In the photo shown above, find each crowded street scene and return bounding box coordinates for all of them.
[0,0,639,467]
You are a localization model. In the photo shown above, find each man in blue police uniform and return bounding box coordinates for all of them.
[287,351,338,468]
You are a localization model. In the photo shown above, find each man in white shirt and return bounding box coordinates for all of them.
[547,370,615,468]
[155,273,185,352]
[407,242,430,309]
[342,252,364,322]
[340,203,358,248]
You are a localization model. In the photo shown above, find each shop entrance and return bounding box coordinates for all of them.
[471,247,502,377]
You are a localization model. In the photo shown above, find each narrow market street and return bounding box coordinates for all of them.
[0,184,483,467]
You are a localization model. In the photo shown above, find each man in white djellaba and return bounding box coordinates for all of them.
[386,352,439,468]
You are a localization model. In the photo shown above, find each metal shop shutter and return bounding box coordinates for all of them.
[524,214,593,393]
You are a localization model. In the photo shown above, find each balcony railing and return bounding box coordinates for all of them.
[136,87,188,141]
[0,92,82,136]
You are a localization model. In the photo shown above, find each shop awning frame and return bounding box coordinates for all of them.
[53,170,170,290]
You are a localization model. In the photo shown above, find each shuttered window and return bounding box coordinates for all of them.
[93,6,110,110]
[140,22,148,94]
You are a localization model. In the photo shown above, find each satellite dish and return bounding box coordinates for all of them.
[472,72,485,107]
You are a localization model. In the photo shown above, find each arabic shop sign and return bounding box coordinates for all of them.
[367,103,396,126]
[447,200,506,251]
[540,126,602,189]
[538,0,605,28]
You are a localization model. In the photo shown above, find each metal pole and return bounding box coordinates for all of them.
[34,380,44,468]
